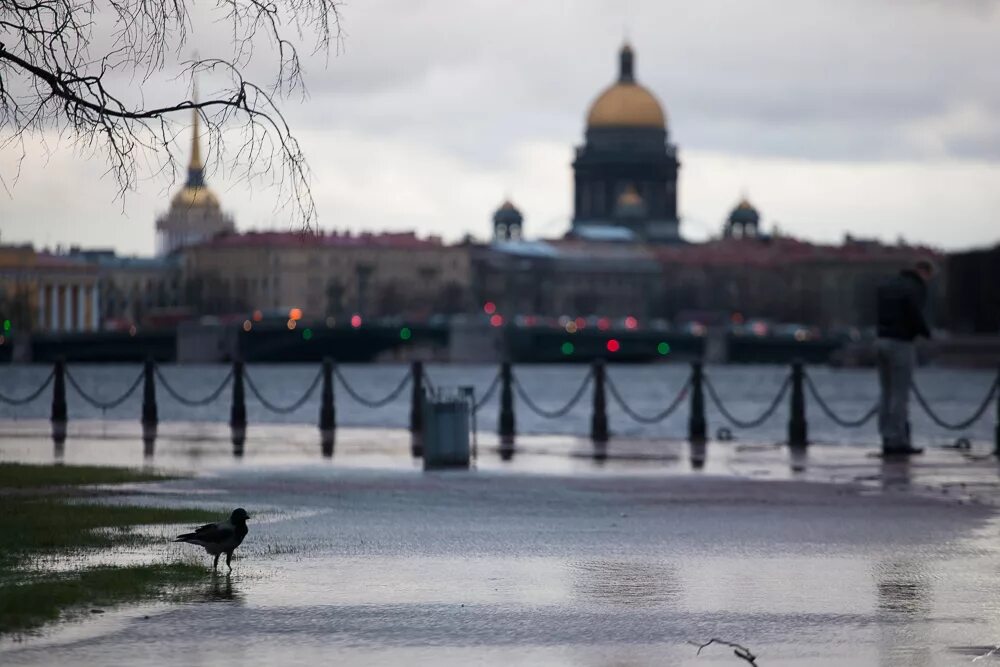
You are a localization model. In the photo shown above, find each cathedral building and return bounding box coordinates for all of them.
[155,108,235,255]
[572,43,681,243]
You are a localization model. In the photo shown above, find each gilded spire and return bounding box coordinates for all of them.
[186,77,205,187]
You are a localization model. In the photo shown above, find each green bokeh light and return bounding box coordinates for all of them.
[657,341,671,355]
[2,320,10,332]
[302,328,313,341]
[561,341,574,356]
[400,327,412,340]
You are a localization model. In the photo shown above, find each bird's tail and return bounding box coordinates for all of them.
[175,533,196,542]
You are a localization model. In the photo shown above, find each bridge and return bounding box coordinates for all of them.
[8,320,844,364]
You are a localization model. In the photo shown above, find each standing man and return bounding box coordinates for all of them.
[875,259,935,456]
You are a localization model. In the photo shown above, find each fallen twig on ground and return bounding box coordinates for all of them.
[690,638,759,665]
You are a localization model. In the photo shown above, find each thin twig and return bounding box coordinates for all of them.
[690,638,759,665]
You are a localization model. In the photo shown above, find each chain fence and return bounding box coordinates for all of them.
[912,378,999,431]
[244,368,324,415]
[704,374,791,429]
[65,369,144,411]
[605,372,691,424]
[803,373,879,428]
[0,371,54,406]
[513,370,593,419]
[473,372,502,411]
[334,367,411,408]
[155,367,233,407]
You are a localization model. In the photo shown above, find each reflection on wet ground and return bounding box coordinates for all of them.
[4,423,1000,664]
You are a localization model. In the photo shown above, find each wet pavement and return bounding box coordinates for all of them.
[3,424,1000,665]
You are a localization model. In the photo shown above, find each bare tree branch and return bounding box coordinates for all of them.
[0,0,342,227]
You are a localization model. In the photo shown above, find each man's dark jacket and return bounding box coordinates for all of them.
[876,270,931,341]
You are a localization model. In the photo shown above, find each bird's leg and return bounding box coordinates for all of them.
[226,551,233,571]
[213,553,220,571]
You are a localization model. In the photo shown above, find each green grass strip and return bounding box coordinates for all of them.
[0,462,174,489]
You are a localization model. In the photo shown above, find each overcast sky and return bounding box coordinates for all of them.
[2,0,1000,254]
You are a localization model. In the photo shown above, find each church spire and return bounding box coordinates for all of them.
[618,42,635,83]
[186,78,205,187]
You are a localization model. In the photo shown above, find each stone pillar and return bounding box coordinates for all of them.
[62,284,72,332]
[37,284,47,331]
[90,284,100,331]
[50,285,59,332]
[76,285,87,331]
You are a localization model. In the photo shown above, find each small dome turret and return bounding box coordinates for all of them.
[493,199,523,241]
[724,197,761,239]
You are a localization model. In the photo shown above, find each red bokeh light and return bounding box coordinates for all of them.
[252,309,263,322]
[624,316,638,330]
[490,314,504,327]
[597,317,611,331]
[574,317,586,329]
[483,301,497,315]
[350,314,363,328]
[606,339,620,352]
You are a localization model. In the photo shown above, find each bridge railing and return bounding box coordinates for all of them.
[0,358,997,459]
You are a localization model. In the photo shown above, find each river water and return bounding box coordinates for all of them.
[0,363,995,446]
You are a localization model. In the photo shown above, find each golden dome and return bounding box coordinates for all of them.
[588,83,665,128]
[171,185,219,208]
[586,43,666,129]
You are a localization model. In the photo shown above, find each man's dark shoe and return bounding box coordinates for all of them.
[882,446,924,457]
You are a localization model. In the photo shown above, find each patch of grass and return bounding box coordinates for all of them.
[0,463,226,635]
[0,462,174,489]
[0,499,220,573]
[0,563,206,634]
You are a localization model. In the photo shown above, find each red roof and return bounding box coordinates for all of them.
[652,236,941,268]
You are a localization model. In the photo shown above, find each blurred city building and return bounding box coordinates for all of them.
[180,231,471,320]
[572,43,681,243]
[946,245,1000,334]
[64,249,183,329]
[474,199,661,319]
[0,244,100,332]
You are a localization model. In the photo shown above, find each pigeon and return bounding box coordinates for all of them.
[175,508,250,571]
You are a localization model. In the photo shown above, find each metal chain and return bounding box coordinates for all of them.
[335,367,411,408]
[512,371,593,419]
[803,374,878,428]
[606,373,691,424]
[473,373,502,411]
[244,368,324,414]
[422,371,436,394]
[65,368,144,411]
[0,370,55,406]
[155,367,233,407]
[911,378,998,431]
[704,374,791,429]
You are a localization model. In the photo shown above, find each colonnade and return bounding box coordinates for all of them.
[36,283,100,332]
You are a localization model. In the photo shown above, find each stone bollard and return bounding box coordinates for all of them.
[230,360,247,456]
[688,362,707,443]
[590,360,609,456]
[498,361,515,458]
[51,358,67,446]
[141,358,158,456]
[319,358,336,457]
[788,360,808,448]
[410,360,424,457]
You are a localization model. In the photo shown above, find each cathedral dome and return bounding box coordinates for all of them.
[171,184,220,208]
[586,44,666,129]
